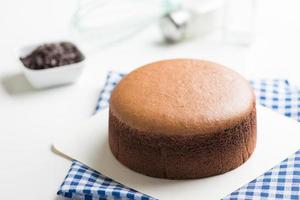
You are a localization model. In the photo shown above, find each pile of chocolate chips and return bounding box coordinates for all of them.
[20,42,84,70]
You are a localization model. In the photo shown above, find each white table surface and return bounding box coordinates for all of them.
[1,0,300,199]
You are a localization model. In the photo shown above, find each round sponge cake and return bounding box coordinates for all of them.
[109,59,256,179]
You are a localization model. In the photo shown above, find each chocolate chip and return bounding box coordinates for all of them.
[20,42,84,70]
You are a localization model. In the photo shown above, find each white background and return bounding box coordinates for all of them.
[1,0,300,199]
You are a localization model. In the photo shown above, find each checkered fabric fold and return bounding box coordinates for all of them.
[58,72,300,200]
[251,79,300,121]
[58,160,156,200]
[96,72,125,112]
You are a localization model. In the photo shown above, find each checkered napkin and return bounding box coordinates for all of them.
[57,160,155,200]
[58,72,300,200]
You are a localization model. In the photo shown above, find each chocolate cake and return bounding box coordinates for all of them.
[109,59,256,179]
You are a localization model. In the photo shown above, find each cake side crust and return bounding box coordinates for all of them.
[108,104,257,179]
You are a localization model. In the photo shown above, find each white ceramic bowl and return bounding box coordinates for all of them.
[17,43,85,89]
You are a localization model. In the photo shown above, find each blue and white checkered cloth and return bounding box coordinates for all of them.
[58,72,300,200]
[57,160,155,200]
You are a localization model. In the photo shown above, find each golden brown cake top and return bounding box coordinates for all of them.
[110,59,255,135]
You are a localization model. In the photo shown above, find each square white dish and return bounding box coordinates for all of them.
[53,106,300,200]
[17,43,85,89]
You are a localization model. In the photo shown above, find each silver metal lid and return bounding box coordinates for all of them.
[159,8,191,43]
